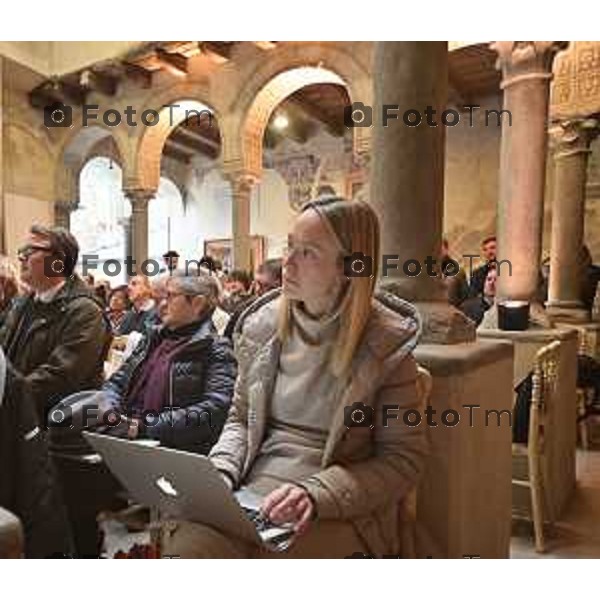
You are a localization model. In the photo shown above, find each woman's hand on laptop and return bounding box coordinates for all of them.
[260,484,315,537]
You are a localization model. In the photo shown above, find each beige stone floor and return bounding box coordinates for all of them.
[510,447,600,558]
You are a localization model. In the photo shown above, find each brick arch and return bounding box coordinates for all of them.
[226,44,373,177]
[133,98,221,192]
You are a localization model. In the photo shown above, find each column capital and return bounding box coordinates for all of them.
[224,171,259,196]
[549,116,600,158]
[123,188,155,210]
[54,200,79,228]
[55,199,79,211]
[491,41,568,89]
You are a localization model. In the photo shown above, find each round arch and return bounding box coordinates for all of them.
[226,43,372,176]
[54,125,127,207]
[134,98,221,192]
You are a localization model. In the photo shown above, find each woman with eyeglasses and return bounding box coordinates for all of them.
[162,197,427,559]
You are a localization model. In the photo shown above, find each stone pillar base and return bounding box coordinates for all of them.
[546,302,590,324]
[414,339,514,558]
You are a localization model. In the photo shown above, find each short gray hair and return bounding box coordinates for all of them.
[167,270,219,307]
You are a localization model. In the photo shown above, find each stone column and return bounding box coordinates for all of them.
[547,117,600,322]
[491,41,568,302]
[228,173,256,272]
[370,41,474,343]
[124,189,153,272]
[54,200,78,229]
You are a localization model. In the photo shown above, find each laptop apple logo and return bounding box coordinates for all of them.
[156,476,178,497]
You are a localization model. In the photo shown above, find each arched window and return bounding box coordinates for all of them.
[71,157,130,285]
[148,177,185,268]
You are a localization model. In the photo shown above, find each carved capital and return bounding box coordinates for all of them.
[123,188,155,211]
[54,200,79,229]
[491,41,568,88]
[55,199,79,214]
[549,116,600,157]
[226,172,258,198]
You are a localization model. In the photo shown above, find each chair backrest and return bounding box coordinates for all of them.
[529,340,561,457]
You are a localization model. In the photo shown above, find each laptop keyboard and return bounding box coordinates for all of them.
[242,507,276,533]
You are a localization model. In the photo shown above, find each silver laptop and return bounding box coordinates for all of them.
[83,431,294,550]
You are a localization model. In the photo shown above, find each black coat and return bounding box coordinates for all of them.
[102,315,237,454]
[0,277,111,557]
[0,277,111,418]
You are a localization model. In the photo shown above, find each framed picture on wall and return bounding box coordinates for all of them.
[204,236,265,273]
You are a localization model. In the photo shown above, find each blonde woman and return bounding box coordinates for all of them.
[163,197,427,558]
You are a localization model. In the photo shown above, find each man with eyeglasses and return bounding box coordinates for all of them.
[0,225,111,557]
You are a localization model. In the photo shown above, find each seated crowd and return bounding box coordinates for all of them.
[0,198,427,559]
[2,216,600,558]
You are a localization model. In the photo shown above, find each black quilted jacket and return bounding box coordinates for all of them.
[102,314,237,454]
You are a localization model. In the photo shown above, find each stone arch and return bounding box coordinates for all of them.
[226,43,372,177]
[133,98,222,192]
[54,125,128,208]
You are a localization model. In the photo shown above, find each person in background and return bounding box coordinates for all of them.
[224,259,283,339]
[160,250,180,274]
[117,274,157,335]
[459,265,497,326]
[468,235,497,298]
[106,285,130,333]
[221,270,253,315]
[252,258,283,296]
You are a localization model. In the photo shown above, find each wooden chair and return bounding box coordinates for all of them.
[512,340,560,553]
[574,327,600,449]
[399,365,432,558]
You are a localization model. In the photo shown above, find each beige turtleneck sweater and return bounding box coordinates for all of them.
[245,302,342,495]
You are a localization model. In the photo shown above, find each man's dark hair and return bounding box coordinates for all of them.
[482,235,496,247]
[257,259,283,287]
[229,269,252,291]
[30,224,79,277]
[198,255,217,273]
[163,250,180,259]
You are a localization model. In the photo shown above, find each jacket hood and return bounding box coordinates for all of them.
[234,286,422,362]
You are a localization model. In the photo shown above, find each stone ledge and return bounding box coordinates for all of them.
[415,339,514,376]
[477,326,578,343]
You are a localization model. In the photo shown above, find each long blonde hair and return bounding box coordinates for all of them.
[278,197,380,378]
